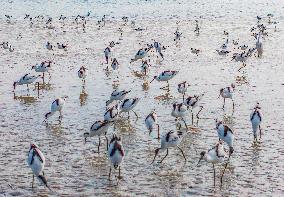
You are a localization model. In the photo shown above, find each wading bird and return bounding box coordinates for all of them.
[27,143,51,190]
[218,84,235,109]
[152,130,186,164]
[250,102,263,141]
[150,70,178,90]
[145,111,160,139]
[84,120,113,152]
[44,96,68,121]
[197,141,227,186]
[108,135,125,180]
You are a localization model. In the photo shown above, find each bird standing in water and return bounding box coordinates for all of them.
[250,102,263,141]
[108,135,125,180]
[145,111,160,139]
[27,143,51,190]
[197,141,227,186]
[152,130,186,164]
[215,120,234,184]
[218,84,235,110]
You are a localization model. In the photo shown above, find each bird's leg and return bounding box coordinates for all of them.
[259,125,262,139]
[192,112,194,125]
[183,93,185,102]
[157,124,160,139]
[232,99,235,111]
[220,154,231,185]
[196,106,203,119]
[27,84,29,92]
[97,137,101,153]
[177,146,187,161]
[158,149,169,163]
[132,110,139,119]
[213,164,216,187]
[105,135,109,151]
[127,112,130,119]
[167,81,170,90]
[223,98,225,109]
[43,171,45,176]
[118,166,122,179]
[108,167,112,180]
[43,72,45,84]
[32,174,34,188]
[59,110,62,119]
[181,118,188,131]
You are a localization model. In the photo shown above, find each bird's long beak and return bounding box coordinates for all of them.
[151,149,159,164]
[150,77,155,83]
[196,156,203,167]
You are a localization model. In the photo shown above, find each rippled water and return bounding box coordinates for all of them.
[1,0,284,196]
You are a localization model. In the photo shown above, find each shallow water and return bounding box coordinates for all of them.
[1,0,284,196]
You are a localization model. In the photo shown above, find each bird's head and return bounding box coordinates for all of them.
[197,151,206,166]
[150,76,157,83]
[13,82,17,90]
[83,132,90,143]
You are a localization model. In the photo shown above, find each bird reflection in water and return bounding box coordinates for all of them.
[79,85,88,106]
[13,92,37,104]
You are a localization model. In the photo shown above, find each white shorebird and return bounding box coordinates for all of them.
[27,143,51,190]
[151,130,186,164]
[215,120,234,183]
[216,49,230,56]
[108,135,125,180]
[32,61,52,82]
[141,60,150,76]
[111,58,119,70]
[57,43,68,51]
[46,42,53,50]
[13,74,40,91]
[150,70,178,90]
[238,44,248,50]
[191,48,201,56]
[256,33,263,57]
[250,103,263,141]
[154,41,164,59]
[197,141,227,186]
[145,111,160,139]
[106,89,131,106]
[9,45,14,52]
[1,41,9,49]
[232,39,239,46]
[177,81,190,101]
[218,84,235,109]
[104,104,120,121]
[184,95,204,124]
[174,29,182,41]
[120,98,139,119]
[130,48,151,62]
[84,120,113,152]
[44,96,68,121]
[171,102,188,129]
[232,52,248,67]
[221,39,229,49]
[78,66,87,83]
[104,47,111,64]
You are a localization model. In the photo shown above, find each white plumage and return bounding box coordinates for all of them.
[13,74,40,90]
[45,96,67,120]
[250,103,263,140]
[107,135,125,180]
[27,144,50,189]
[152,130,186,163]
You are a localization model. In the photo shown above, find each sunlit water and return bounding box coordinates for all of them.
[1,0,284,196]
